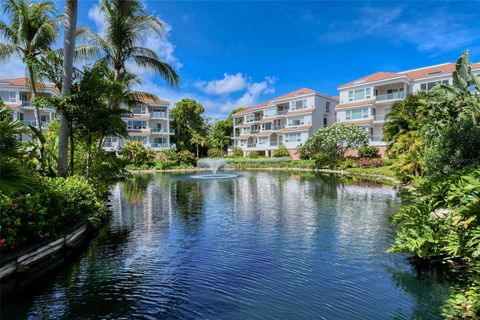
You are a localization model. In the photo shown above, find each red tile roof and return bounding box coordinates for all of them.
[233,88,331,116]
[143,96,169,105]
[0,77,59,93]
[338,63,480,89]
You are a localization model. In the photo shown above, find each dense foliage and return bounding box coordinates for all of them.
[299,123,369,160]
[272,144,290,157]
[388,51,480,318]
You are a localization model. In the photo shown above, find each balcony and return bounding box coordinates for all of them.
[151,112,168,119]
[242,129,258,135]
[273,125,285,131]
[150,143,173,149]
[247,143,256,148]
[372,115,390,122]
[376,91,405,102]
[151,127,168,134]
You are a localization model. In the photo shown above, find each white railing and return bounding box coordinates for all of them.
[150,143,172,149]
[376,91,405,101]
[373,115,386,122]
[151,112,168,119]
[151,127,168,133]
[247,143,256,148]
[370,135,384,142]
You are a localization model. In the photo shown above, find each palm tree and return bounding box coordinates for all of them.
[57,0,78,177]
[190,133,206,158]
[0,0,58,168]
[84,0,179,86]
[0,0,58,129]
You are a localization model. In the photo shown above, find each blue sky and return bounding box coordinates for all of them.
[2,1,480,118]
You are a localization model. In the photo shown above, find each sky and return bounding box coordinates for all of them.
[1,1,480,118]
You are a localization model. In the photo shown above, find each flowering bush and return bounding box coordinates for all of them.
[358,146,379,158]
[299,124,369,159]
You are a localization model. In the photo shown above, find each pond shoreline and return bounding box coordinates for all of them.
[128,167,401,186]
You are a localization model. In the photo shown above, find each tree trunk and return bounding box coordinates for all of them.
[27,64,45,169]
[196,144,199,158]
[69,125,74,176]
[58,0,78,177]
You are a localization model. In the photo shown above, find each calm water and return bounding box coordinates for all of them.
[2,172,450,319]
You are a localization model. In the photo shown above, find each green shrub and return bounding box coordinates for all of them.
[0,176,107,252]
[272,144,290,158]
[207,148,227,158]
[337,157,357,170]
[154,160,178,170]
[248,151,259,158]
[175,150,196,165]
[355,158,383,168]
[314,152,340,169]
[231,146,244,157]
[160,148,177,161]
[358,146,379,158]
[120,141,154,166]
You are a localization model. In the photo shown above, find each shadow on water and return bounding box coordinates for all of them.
[121,173,153,202]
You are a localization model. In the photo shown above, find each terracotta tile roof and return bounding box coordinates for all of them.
[338,63,480,89]
[400,63,480,80]
[335,99,375,109]
[233,88,323,116]
[338,72,405,89]
[0,77,59,93]
[282,125,312,132]
[143,96,169,105]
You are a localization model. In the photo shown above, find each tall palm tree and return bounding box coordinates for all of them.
[0,0,58,130]
[190,133,206,158]
[84,0,179,86]
[57,0,77,177]
[0,0,58,169]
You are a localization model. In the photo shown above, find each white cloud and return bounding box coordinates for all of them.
[134,74,276,118]
[322,5,480,54]
[194,72,248,95]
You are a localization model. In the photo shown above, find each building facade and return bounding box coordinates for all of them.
[103,97,175,152]
[232,88,338,159]
[336,63,480,156]
[1,78,58,141]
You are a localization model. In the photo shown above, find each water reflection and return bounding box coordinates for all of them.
[2,172,450,320]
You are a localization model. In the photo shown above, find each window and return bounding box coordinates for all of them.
[127,120,147,129]
[262,122,272,131]
[323,117,328,127]
[257,137,268,144]
[239,139,246,146]
[245,114,255,122]
[346,107,369,120]
[348,88,371,102]
[18,112,24,120]
[420,80,450,92]
[284,132,301,142]
[291,99,307,110]
[132,106,147,114]
[325,101,330,113]
[0,91,16,102]
[264,109,276,117]
[288,116,305,126]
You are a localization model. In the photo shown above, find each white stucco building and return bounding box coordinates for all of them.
[231,88,338,159]
[336,63,480,156]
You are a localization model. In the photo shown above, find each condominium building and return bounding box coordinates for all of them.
[0,78,58,141]
[336,63,480,156]
[231,88,338,159]
[103,97,175,152]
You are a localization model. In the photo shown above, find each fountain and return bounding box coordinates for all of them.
[192,158,239,179]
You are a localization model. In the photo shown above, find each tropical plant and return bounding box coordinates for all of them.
[207,148,226,158]
[0,0,59,166]
[171,99,207,152]
[299,124,369,160]
[83,0,179,85]
[272,144,290,158]
[248,151,259,158]
[120,140,154,166]
[231,146,243,157]
[358,145,379,158]
[190,132,207,158]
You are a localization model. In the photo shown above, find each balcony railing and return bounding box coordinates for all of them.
[270,141,278,146]
[151,112,168,119]
[376,91,405,102]
[370,135,384,142]
[373,115,387,122]
[242,129,258,135]
[273,125,285,131]
[151,127,168,133]
[150,143,173,149]
[247,143,256,148]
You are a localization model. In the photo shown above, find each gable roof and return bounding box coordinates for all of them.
[233,88,332,116]
[338,62,480,89]
[0,77,59,93]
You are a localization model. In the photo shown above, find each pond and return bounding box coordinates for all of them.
[2,172,450,319]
